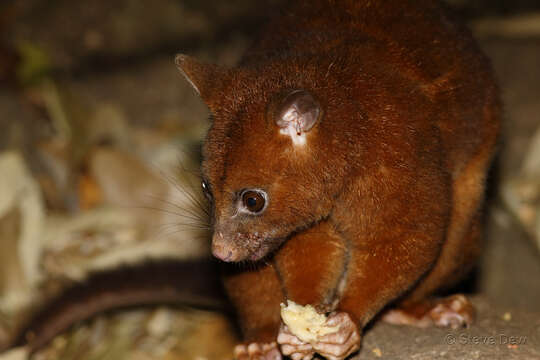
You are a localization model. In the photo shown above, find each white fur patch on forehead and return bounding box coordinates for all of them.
[279,123,308,146]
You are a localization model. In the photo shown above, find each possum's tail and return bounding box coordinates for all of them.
[5,258,229,354]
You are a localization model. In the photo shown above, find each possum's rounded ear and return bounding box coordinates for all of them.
[274,90,321,135]
[175,54,224,102]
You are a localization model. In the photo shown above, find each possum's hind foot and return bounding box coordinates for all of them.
[234,342,282,360]
[382,294,474,329]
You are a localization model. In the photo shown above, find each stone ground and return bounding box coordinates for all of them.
[357,298,540,360]
[0,1,539,359]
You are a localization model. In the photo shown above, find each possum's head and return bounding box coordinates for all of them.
[176,55,352,262]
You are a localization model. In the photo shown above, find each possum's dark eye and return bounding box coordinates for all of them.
[240,189,267,214]
[201,180,212,200]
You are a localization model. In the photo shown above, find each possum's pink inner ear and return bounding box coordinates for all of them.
[275,90,321,136]
[175,54,222,101]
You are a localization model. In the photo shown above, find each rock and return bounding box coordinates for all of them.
[472,37,540,310]
[479,37,540,254]
[479,39,540,181]
[473,13,540,38]
[0,210,25,310]
[0,347,27,360]
[355,297,540,360]
[0,152,45,312]
[500,125,540,253]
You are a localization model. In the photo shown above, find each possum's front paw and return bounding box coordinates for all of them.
[312,312,361,360]
[278,312,361,360]
[277,324,315,360]
[234,342,282,360]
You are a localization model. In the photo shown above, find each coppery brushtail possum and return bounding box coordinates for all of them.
[175,0,500,358]
[8,0,500,358]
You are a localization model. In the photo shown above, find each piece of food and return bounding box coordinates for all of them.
[280,300,338,343]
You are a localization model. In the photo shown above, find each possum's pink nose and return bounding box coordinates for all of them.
[212,243,233,262]
[212,232,234,262]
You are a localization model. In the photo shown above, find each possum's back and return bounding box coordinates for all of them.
[244,0,500,174]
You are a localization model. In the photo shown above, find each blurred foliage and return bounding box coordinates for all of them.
[15,42,52,85]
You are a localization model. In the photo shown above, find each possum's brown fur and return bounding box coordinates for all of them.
[177,0,500,347]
